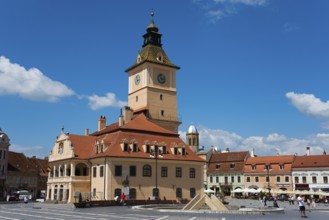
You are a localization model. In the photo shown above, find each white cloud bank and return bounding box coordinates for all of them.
[180,125,328,156]
[286,92,329,118]
[194,0,268,23]
[0,56,127,110]
[0,56,74,102]
[86,93,127,110]
[10,143,48,158]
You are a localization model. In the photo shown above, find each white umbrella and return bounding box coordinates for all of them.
[248,188,258,193]
[204,189,215,193]
[232,188,244,193]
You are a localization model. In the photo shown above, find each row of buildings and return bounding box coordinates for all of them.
[1,13,328,204]
[205,147,329,196]
[0,128,48,200]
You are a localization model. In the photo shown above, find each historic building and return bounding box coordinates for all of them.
[244,155,295,192]
[6,152,48,199]
[46,13,204,203]
[0,128,10,199]
[207,149,250,196]
[292,148,329,192]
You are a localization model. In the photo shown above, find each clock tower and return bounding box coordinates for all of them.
[125,12,181,133]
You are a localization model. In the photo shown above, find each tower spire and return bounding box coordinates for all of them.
[143,10,161,47]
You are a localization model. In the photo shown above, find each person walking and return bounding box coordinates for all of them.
[120,193,126,205]
[263,196,267,206]
[306,198,311,212]
[24,196,28,204]
[311,198,316,210]
[291,195,295,205]
[114,195,119,205]
[298,196,307,218]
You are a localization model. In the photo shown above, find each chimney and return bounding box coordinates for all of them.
[124,106,133,123]
[85,128,89,136]
[44,157,49,160]
[119,108,124,126]
[98,116,106,131]
[306,147,310,156]
[250,148,255,157]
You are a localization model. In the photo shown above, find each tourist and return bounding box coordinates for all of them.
[121,193,126,205]
[311,198,316,209]
[263,196,267,206]
[24,196,28,204]
[306,198,311,211]
[297,196,307,218]
[273,199,279,208]
[114,195,119,205]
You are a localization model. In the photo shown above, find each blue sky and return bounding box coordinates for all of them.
[1,0,329,158]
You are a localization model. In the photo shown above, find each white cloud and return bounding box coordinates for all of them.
[87,93,127,110]
[194,0,268,23]
[206,10,227,23]
[286,92,329,118]
[180,125,328,156]
[10,143,48,158]
[0,56,75,102]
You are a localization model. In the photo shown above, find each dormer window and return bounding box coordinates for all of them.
[252,165,256,170]
[162,146,167,154]
[216,164,221,169]
[174,148,178,155]
[133,143,138,152]
[230,163,235,169]
[146,144,151,153]
[279,164,284,170]
[123,142,129,152]
[181,148,186,156]
[137,55,142,63]
[156,52,163,62]
[264,165,272,170]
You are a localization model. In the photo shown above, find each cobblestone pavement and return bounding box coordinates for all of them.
[0,199,328,220]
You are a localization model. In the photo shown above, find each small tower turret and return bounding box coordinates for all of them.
[186,124,199,153]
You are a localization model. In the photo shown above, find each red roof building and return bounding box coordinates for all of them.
[207,150,250,196]
[47,13,204,203]
[244,155,295,192]
[292,154,329,191]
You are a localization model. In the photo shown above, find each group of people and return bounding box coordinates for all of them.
[114,193,126,205]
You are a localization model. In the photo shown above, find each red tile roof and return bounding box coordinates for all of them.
[120,114,178,136]
[245,155,295,165]
[292,155,329,168]
[28,157,49,177]
[244,155,295,174]
[8,151,38,172]
[67,134,96,159]
[210,151,249,163]
[208,151,249,173]
[69,114,204,162]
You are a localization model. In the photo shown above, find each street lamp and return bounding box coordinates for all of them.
[150,145,162,199]
[265,164,272,194]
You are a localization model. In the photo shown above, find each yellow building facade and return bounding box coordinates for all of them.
[47,13,204,203]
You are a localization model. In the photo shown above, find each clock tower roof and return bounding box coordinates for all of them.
[125,11,180,72]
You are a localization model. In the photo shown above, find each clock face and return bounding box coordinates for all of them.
[157,73,166,84]
[135,75,141,85]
